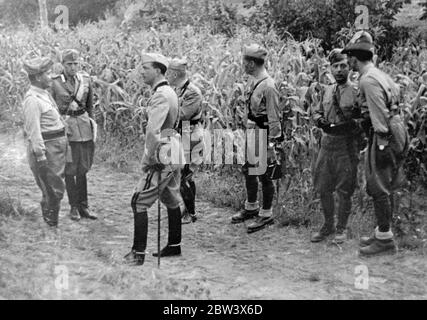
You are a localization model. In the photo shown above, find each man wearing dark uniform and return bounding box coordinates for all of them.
[22,56,67,227]
[167,58,204,224]
[124,53,184,266]
[343,32,409,256]
[311,49,361,244]
[231,44,282,234]
[51,49,97,221]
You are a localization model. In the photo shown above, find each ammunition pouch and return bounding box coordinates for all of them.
[248,111,269,129]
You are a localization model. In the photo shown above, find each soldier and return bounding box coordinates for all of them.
[311,49,361,244]
[22,56,67,227]
[51,49,97,221]
[167,58,204,224]
[342,31,409,256]
[231,44,282,234]
[124,53,183,266]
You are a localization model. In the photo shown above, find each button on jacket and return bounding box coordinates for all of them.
[51,72,94,142]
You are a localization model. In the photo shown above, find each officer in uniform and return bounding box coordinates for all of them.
[167,58,204,224]
[231,44,282,234]
[342,32,409,256]
[124,53,183,266]
[311,49,361,244]
[51,49,97,221]
[22,56,68,227]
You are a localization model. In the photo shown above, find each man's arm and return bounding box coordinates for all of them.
[23,97,46,161]
[145,93,170,163]
[86,78,94,118]
[360,76,389,134]
[180,88,202,121]
[264,86,282,139]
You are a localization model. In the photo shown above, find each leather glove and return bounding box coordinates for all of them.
[151,163,166,172]
[376,145,395,169]
[317,118,333,133]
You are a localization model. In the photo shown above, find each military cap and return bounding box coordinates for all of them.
[62,49,80,63]
[243,44,268,61]
[342,31,375,55]
[22,57,53,76]
[169,58,188,72]
[141,52,169,69]
[328,48,347,65]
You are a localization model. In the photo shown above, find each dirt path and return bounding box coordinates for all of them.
[0,131,426,300]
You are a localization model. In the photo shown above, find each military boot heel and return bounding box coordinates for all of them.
[359,235,376,247]
[231,209,259,224]
[359,238,397,257]
[124,250,145,266]
[311,226,336,243]
[69,207,81,221]
[153,245,181,257]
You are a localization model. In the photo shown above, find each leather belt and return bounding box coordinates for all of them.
[67,109,86,117]
[41,128,65,140]
[178,119,201,129]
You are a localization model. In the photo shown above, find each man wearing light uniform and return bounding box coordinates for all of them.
[342,31,409,256]
[231,44,282,234]
[124,53,184,266]
[22,56,67,227]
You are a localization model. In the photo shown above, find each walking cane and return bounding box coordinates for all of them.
[157,170,161,268]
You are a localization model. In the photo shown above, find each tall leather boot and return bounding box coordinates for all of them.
[311,192,336,242]
[76,174,97,220]
[65,175,80,221]
[153,207,182,257]
[124,210,147,266]
[181,179,196,224]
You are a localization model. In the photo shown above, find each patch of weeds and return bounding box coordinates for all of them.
[0,190,27,219]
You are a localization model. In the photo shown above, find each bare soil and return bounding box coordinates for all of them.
[0,131,426,300]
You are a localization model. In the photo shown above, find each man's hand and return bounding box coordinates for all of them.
[376,145,395,169]
[317,117,333,133]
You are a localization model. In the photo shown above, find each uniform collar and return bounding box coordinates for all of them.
[360,62,375,76]
[254,68,269,81]
[30,85,49,97]
[152,78,169,92]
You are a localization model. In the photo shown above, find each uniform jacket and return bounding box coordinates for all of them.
[358,64,400,134]
[247,70,282,139]
[22,85,65,161]
[51,72,94,142]
[142,80,180,169]
[175,79,203,122]
[313,81,359,126]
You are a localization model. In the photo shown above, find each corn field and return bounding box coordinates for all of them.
[0,19,425,235]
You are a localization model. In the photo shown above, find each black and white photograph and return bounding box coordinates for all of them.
[0,0,426,305]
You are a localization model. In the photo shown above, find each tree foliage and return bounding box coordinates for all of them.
[242,0,409,59]
[0,0,118,27]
